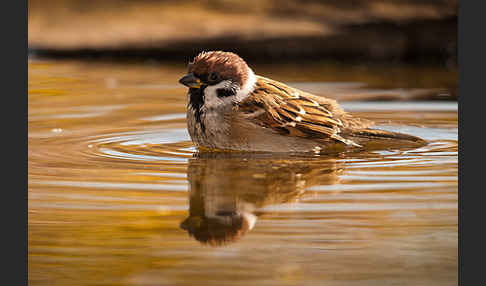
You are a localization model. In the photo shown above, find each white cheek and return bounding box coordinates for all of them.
[201,69,257,110]
[202,80,234,109]
[236,68,256,102]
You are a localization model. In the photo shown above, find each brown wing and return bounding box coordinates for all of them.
[237,76,368,147]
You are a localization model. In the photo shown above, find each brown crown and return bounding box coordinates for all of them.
[188,51,250,87]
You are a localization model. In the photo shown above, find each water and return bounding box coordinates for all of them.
[28,59,457,285]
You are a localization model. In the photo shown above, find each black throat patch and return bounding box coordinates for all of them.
[189,86,207,132]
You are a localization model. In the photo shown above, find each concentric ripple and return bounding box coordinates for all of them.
[28,60,458,286]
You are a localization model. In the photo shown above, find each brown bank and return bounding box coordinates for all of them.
[29,0,457,65]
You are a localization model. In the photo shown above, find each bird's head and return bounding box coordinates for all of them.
[179,51,257,108]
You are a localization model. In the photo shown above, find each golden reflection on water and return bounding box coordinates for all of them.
[182,153,343,246]
[28,59,457,286]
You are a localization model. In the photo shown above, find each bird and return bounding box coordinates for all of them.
[178,51,426,153]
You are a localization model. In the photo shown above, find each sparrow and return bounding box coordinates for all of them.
[179,51,426,153]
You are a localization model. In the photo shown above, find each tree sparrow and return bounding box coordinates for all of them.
[179,51,426,153]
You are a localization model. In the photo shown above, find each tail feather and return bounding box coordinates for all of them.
[343,128,427,148]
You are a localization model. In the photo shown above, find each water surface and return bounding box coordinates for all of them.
[28,59,457,286]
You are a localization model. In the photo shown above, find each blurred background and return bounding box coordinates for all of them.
[28,0,457,65]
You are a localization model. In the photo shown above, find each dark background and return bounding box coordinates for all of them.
[28,0,457,65]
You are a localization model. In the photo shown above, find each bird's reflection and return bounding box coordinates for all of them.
[180,152,344,246]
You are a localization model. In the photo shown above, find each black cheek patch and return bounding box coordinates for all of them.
[216,88,237,98]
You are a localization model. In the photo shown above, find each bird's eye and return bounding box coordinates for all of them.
[209,72,219,81]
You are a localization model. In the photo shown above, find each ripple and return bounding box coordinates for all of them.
[85,128,193,165]
[28,60,459,286]
[141,113,186,122]
[342,101,458,112]
[29,106,457,227]
[30,180,189,192]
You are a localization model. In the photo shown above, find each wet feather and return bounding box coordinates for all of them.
[237,76,369,146]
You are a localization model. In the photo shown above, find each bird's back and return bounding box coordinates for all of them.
[233,76,426,152]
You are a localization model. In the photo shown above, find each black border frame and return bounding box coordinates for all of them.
[6,0,28,285]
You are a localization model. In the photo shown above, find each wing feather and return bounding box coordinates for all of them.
[237,76,363,146]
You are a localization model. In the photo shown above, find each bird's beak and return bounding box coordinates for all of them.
[179,73,203,89]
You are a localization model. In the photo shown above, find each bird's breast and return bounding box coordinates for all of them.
[186,105,233,149]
